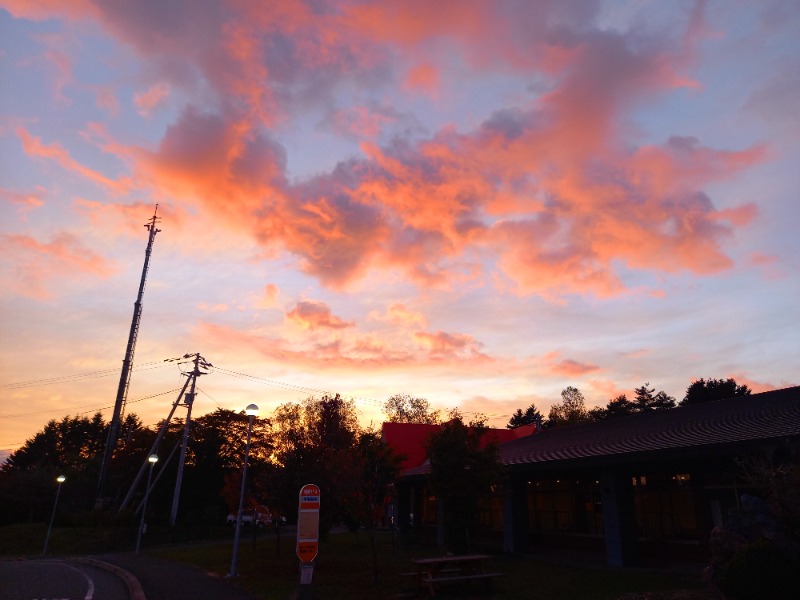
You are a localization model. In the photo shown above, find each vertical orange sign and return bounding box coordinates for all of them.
[296,484,320,564]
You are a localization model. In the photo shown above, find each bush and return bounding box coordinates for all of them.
[714,540,800,600]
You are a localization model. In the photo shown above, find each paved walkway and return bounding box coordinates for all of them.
[93,552,263,600]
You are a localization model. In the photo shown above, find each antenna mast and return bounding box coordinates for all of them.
[96,206,162,508]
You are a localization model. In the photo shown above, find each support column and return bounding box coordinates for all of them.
[600,470,639,566]
[503,477,530,553]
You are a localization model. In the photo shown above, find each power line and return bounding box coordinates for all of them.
[211,367,386,409]
[0,361,171,390]
[0,388,181,420]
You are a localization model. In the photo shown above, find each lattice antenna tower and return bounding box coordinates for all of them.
[96,206,162,507]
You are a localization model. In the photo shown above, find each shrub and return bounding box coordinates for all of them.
[713,540,800,600]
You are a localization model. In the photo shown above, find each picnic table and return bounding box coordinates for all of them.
[409,554,502,597]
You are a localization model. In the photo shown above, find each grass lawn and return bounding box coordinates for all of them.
[149,528,711,600]
[0,523,711,599]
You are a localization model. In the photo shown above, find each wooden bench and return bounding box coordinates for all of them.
[410,554,502,597]
[420,571,503,596]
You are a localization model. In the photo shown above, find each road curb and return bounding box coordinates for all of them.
[74,557,147,600]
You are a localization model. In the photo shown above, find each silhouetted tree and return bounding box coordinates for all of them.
[187,408,272,523]
[546,386,589,428]
[633,383,676,412]
[0,412,134,522]
[354,430,403,584]
[589,394,635,421]
[681,378,752,406]
[384,394,441,424]
[262,394,364,537]
[507,403,543,428]
[426,413,503,553]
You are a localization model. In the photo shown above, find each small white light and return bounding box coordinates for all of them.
[56,475,66,483]
[148,454,159,464]
[245,404,259,416]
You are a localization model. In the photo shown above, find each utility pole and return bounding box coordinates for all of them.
[117,364,192,513]
[170,353,211,526]
[96,206,161,508]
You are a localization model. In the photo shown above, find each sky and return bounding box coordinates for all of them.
[1,0,798,459]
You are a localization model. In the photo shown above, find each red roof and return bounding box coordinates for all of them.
[381,421,537,472]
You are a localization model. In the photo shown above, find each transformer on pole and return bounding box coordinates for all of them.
[96,206,161,508]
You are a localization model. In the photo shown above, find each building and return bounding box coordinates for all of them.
[388,386,800,566]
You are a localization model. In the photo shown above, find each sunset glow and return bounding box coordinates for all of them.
[1,1,798,457]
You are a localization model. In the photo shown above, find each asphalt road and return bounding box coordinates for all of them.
[0,558,130,600]
[97,553,261,600]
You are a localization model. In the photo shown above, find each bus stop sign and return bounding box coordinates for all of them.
[296,484,320,564]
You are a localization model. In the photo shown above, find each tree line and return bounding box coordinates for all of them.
[0,377,751,538]
[0,394,404,537]
[507,377,752,429]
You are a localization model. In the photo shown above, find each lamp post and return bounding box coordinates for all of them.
[42,475,66,556]
[136,453,159,554]
[229,403,258,578]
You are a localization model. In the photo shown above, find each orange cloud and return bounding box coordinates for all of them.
[286,300,354,331]
[259,284,280,308]
[12,1,765,301]
[386,303,428,328]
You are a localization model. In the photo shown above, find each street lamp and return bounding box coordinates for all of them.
[135,453,159,554]
[229,403,258,577]
[42,475,66,556]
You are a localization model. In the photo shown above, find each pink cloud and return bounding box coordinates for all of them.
[41,46,73,104]
[587,380,628,405]
[726,373,778,394]
[134,83,171,116]
[16,127,130,193]
[331,105,397,139]
[95,86,120,116]
[414,330,490,361]
[197,302,229,313]
[1,186,45,217]
[10,1,767,300]
[404,63,439,97]
[195,321,416,370]
[0,1,96,21]
[286,300,354,331]
[543,352,602,378]
[260,284,280,308]
[712,203,758,227]
[0,232,116,299]
[385,303,427,328]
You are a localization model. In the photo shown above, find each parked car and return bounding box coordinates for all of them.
[226,510,271,527]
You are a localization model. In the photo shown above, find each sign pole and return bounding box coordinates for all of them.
[296,483,320,595]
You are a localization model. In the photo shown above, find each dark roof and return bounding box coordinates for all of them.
[499,386,800,469]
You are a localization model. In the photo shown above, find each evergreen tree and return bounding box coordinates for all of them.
[507,403,543,428]
[681,378,751,406]
[634,383,676,412]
